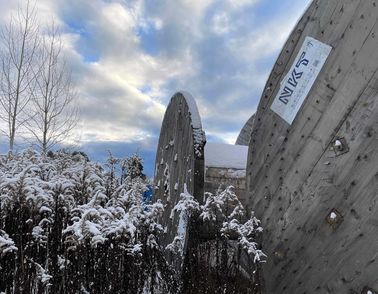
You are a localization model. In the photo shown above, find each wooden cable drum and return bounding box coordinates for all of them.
[246,0,378,293]
[236,114,255,146]
[154,91,206,270]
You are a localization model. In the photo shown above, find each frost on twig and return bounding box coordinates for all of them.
[0,150,178,293]
[0,230,17,257]
[168,185,265,263]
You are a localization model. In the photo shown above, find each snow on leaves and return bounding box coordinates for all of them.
[0,150,176,293]
[168,185,265,264]
[170,184,200,220]
[0,149,265,293]
[0,230,17,256]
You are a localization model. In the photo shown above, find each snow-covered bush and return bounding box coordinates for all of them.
[169,185,264,262]
[0,230,17,256]
[0,150,177,293]
[0,150,265,294]
[168,185,265,294]
[170,184,200,220]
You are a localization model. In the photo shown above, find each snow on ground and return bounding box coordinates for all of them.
[205,142,248,169]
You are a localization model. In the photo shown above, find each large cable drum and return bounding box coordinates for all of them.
[236,114,255,146]
[246,0,378,293]
[154,91,206,267]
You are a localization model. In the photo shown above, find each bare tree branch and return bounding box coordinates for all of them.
[0,0,40,151]
[25,21,79,153]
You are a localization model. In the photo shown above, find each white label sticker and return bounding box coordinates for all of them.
[271,36,332,124]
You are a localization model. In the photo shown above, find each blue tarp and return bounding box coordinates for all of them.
[143,185,153,203]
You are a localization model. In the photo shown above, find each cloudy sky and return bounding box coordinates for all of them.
[0,0,311,176]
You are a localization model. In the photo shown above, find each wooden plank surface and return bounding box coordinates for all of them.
[236,114,255,146]
[154,92,206,258]
[246,0,378,292]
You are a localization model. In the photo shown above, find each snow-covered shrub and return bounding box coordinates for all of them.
[0,230,17,256]
[201,186,245,223]
[165,236,184,255]
[168,185,265,294]
[170,184,200,220]
[169,185,265,263]
[221,216,266,263]
[0,150,265,294]
[121,154,145,180]
[0,150,177,293]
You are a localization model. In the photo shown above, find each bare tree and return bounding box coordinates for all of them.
[27,23,78,153]
[0,0,40,151]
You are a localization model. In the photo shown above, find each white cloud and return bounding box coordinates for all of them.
[211,12,231,35]
[0,0,311,150]
[227,15,299,61]
[227,0,260,9]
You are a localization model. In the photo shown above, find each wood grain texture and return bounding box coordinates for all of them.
[154,92,206,254]
[246,0,378,293]
[204,167,247,202]
[236,114,255,146]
